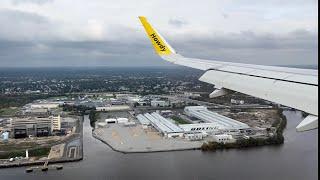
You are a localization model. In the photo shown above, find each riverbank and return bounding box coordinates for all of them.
[0,157,83,169]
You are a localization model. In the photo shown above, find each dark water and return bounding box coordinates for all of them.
[0,111,317,180]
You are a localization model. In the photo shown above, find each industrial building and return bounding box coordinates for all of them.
[11,117,53,138]
[136,114,151,128]
[105,118,117,124]
[211,134,236,144]
[138,112,184,138]
[30,102,60,109]
[52,115,61,131]
[134,107,251,141]
[178,123,221,133]
[96,105,130,111]
[150,100,169,107]
[105,118,129,124]
[1,131,9,142]
[61,117,77,128]
[24,108,49,115]
[11,115,62,138]
[184,132,207,141]
[184,106,249,130]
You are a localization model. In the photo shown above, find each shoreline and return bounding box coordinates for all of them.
[0,157,83,169]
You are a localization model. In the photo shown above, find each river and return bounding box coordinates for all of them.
[0,111,317,180]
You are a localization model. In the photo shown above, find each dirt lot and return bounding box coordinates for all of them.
[219,108,281,128]
[93,124,203,153]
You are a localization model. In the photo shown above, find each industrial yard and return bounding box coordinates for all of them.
[93,124,203,153]
[92,103,281,153]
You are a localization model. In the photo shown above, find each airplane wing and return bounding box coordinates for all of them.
[138,16,318,132]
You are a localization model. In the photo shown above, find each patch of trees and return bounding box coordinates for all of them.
[62,104,95,115]
[89,111,99,128]
[0,94,59,109]
[201,134,285,151]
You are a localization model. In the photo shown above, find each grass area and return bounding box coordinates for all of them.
[0,147,51,159]
[0,142,37,151]
[0,107,18,116]
[171,116,189,124]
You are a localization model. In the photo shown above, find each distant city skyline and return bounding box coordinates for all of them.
[0,0,318,67]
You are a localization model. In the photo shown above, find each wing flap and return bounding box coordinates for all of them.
[199,69,318,116]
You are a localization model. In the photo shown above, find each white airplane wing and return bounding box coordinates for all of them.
[139,16,318,132]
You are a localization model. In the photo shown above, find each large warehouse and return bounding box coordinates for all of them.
[137,112,184,138]
[184,106,249,130]
[136,107,250,140]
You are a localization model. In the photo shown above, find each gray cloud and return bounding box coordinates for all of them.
[171,30,318,65]
[11,0,54,5]
[168,18,188,28]
[0,1,317,67]
[0,28,317,67]
[0,9,55,41]
[175,30,317,50]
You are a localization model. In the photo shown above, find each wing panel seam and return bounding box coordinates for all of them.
[207,68,318,87]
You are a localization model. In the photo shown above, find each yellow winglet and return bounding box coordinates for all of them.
[139,16,175,56]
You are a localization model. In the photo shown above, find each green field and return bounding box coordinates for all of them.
[0,107,18,116]
[0,147,51,159]
[171,116,189,124]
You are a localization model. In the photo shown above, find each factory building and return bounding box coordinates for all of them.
[184,132,207,141]
[105,118,129,124]
[117,118,129,123]
[96,105,130,111]
[52,115,61,131]
[150,100,169,107]
[24,108,49,115]
[30,102,60,109]
[105,118,117,124]
[136,114,151,128]
[1,131,9,142]
[11,115,62,138]
[138,112,184,138]
[211,134,235,144]
[11,117,53,138]
[184,106,249,130]
[178,123,221,133]
[61,117,77,128]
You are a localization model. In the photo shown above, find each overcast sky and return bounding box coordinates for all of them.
[0,0,318,67]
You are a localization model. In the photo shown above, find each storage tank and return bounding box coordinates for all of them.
[1,131,9,142]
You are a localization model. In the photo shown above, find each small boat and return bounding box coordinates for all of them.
[56,165,63,170]
[25,168,33,173]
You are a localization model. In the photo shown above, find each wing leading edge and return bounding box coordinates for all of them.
[138,16,318,131]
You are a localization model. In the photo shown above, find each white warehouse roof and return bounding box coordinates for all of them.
[136,114,151,125]
[143,113,183,134]
[184,106,249,129]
